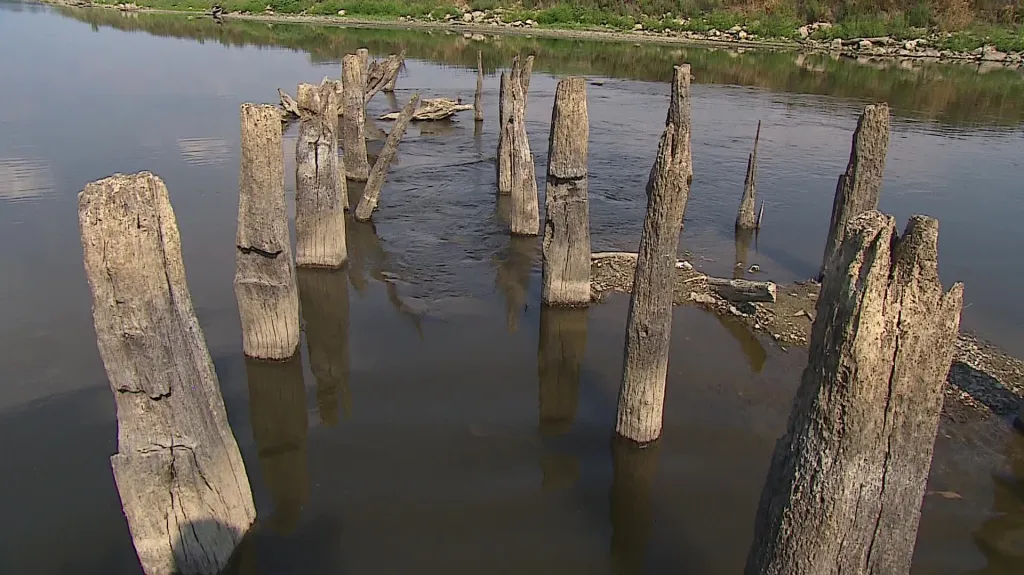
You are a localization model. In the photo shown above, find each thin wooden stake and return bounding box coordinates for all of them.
[756,200,765,229]
[355,93,420,221]
[736,120,761,230]
[506,58,539,236]
[474,50,484,122]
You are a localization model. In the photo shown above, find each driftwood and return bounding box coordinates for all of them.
[79,172,256,575]
[295,81,347,268]
[474,50,484,122]
[365,51,404,103]
[340,54,370,181]
[279,88,300,120]
[355,93,420,221]
[736,121,761,230]
[542,77,590,306]
[538,306,586,437]
[235,104,300,359]
[616,64,693,444]
[746,211,963,575]
[379,97,472,121]
[820,103,890,278]
[705,277,776,303]
[297,268,351,425]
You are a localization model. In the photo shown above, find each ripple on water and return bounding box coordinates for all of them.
[0,157,56,203]
[176,137,232,166]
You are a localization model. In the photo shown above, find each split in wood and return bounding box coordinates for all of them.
[736,120,761,230]
[355,93,421,221]
[497,55,539,236]
[365,51,405,104]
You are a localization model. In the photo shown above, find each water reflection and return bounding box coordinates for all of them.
[733,227,755,280]
[0,157,55,202]
[493,204,538,333]
[970,435,1024,573]
[714,313,767,374]
[610,436,661,574]
[537,306,587,490]
[297,268,351,425]
[245,355,309,535]
[176,137,231,166]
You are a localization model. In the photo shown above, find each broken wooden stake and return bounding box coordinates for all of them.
[520,54,535,100]
[79,172,256,575]
[474,50,484,122]
[746,211,963,575]
[341,54,371,181]
[538,306,587,436]
[365,51,404,103]
[498,57,539,234]
[756,200,765,229]
[236,103,300,360]
[820,103,890,278]
[355,48,369,86]
[736,120,761,230]
[355,93,420,221]
[278,88,300,120]
[616,64,693,444]
[542,77,590,306]
[295,81,347,268]
[297,268,351,425]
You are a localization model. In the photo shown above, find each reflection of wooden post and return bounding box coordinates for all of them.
[733,227,754,279]
[295,82,347,268]
[236,104,300,360]
[474,50,484,122]
[610,436,660,574]
[736,120,761,230]
[542,77,590,306]
[538,306,587,436]
[245,355,309,535]
[341,55,371,182]
[494,235,537,333]
[297,268,351,425]
[820,103,889,278]
[506,58,539,236]
[79,172,255,575]
[355,93,420,222]
[746,212,963,575]
[616,65,693,444]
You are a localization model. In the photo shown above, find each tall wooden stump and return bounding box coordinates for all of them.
[499,57,539,235]
[520,54,535,99]
[236,104,300,360]
[542,77,590,306]
[79,172,256,575]
[355,93,420,221]
[295,82,347,268]
[474,50,484,122]
[355,48,369,84]
[297,268,351,425]
[745,211,964,575]
[736,121,761,230]
[245,355,309,535]
[538,306,587,436]
[341,54,371,182]
[615,65,693,444]
[610,436,661,573]
[820,103,890,278]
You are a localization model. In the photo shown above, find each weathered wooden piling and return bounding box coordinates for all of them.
[820,103,890,278]
[538,306,587,436]
[295,82,347,268]
[474,50,484,122]
[615,64,693,444]
[341,54,371,181]
[297,268,351,425]
[735,121,761,230]
[734,227,754,279]
[355,93,420,222]
[79,172,256,575]
[745,211,964,575]
[499,57,539,235]
[542,77,590,306]
[355,48,369,85]
[236,104,300,360]
[366,51,404,103]
[520,54,535,98]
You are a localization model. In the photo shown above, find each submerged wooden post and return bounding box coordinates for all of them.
[736,121,761,230]
[745,211,963,575]
[615,65,693,444]
[474,50,484,122]
[79,172,256,575]
[297,268,351,425]
[295,81,347,268]
[341,55,371,181]
[542,77,590,306]
[236,103,300,360]
[820,103,890,278]
[355,93,420,221]
[502,57,539,235]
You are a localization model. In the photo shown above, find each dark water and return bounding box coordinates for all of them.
[0,2,1022,573]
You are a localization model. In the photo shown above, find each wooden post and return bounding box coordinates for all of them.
[297,268,351,425]
[542,77,590,306]
[382,53,401,92]
[236,104,300,360]
[736,120,761,230]
[615,65,693,444]
[244,355,309,535]
[820,103,890,278]
[474,50,484,122]
[366,51,405,103]
[538,306,587,436]
[610,436,661,573]
[355,93,420,222]
[745,211,963,575]
[496,69,511,189]
[79,172,256,575]
[355,48,369,86]
[341,54,371,182]
[520,54,535,100]
[295,82,347,268]
[505,58,539,235]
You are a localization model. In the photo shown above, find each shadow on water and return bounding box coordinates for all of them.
[297,267,351,425]
[245,355,310,535]
[969,434,1024,573]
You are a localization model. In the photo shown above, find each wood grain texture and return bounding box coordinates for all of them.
[736,120,761,230]
[340,54,371,182]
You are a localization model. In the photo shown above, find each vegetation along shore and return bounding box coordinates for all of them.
[51,0,1024,67]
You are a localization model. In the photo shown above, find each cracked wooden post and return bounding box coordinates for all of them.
[542,77,590,306]
[79,172,256,575]
[496,68,511,190]
[520,54,534,100]
[745,211,964,575]
[341,54,371,182]
[355,93,420,222]
[298,268,351,425]
[236,103,300,360]
[382,54,401,92]
[474,50,484,122]
[355,48,369,86]
[820,103,890,278]
[503,58,539,235]
[736,120,761,230]
[366,51,404,103]
[295,82,347,268]
[615,65,693,444]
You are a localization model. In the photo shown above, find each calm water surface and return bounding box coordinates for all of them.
[0,2,1022,573]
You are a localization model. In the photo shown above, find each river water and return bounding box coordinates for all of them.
[0,2,1022,573]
